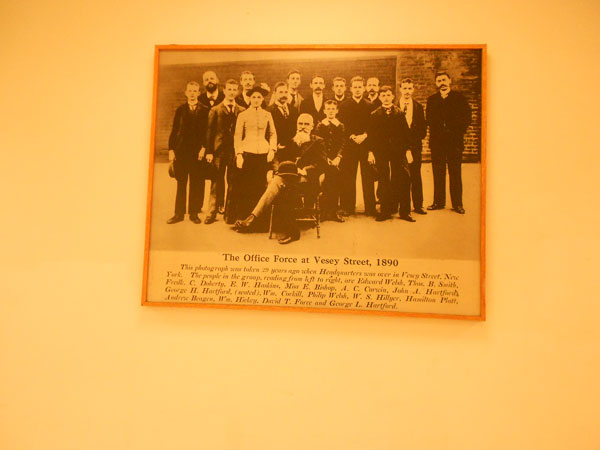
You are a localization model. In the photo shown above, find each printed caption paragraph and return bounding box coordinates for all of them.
[148,251,480,315]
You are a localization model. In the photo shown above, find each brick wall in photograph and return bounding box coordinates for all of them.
[395,49,483,162]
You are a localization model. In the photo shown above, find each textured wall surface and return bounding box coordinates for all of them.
[2,1,600,449]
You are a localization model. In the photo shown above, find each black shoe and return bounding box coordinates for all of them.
[331,213,345,223]
[452,206,465,214]
[413,208,427,215]
[427,204,444,210]
[218,207,225,215]
[189,214,201,224]
[167,215,184,224]
[365,209,377,217]
[204,215,216,224]
[233,214,255,232]
[375,213,391,222]
[399,214,416,222]
[278,234,300,245]
[338,209,351,217]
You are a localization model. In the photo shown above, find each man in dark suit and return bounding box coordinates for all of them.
[268,82,298,152]
[199,70,225,109]
[204,79,246,224]
[398,78,428,215]
[332,77,348,104]
[234,113,327,244]
[286,69,304,109]
[338,76,377,216]
[367,86,414,222]
[365,77,382,109]
[167,81,209,224]
[426,71,472,214]
[300,75,326,124]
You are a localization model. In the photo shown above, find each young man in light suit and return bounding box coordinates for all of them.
[204,79,246,224]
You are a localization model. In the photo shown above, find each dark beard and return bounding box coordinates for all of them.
[206,82,217,93]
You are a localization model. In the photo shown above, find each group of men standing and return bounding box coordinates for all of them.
[165,67,471,243]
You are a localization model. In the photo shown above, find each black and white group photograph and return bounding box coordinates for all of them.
[146,46,485,262]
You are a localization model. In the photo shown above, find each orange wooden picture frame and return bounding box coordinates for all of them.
[142,44,486,321]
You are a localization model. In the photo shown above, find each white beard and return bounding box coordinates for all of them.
[293,131,311,146]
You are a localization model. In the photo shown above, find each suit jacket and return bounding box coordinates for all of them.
[234,107,277,155]
[287,91,304,110]
[365,95,382,110]
[275,135,327,181]
[199,90,225,109]
[426,90,471,152]
[235,92,251,109]
[314,119,346,160]
[401,99,427,155]
[268,103,299,149]
[168,103,209,159]
[367,105,410,161]
[300,94,327,124]
[332,94,348,105]
[206,101,246,157]
[338,97,373,136]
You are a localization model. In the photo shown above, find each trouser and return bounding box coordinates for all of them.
[252,175,300,238]
[340,141,376,214]
[431,146,463,208]
[409,151,424,210]
[173,158,203,216]
[238,152,269,220]
[207,153,236,217]
[376,156,411,217]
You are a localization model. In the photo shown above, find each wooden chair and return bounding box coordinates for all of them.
[268,187,321,239]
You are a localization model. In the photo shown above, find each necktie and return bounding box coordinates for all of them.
[385,107,392,115]
[281,106,289,118]
[227,104,233,114]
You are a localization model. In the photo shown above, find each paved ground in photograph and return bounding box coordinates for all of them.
[148,162,482,261]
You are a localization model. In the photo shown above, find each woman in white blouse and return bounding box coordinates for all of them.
[233,85,277,222]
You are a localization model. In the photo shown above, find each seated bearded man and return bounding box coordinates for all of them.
[233,113,327,244]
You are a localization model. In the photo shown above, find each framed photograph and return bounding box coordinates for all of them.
[142,44,486,320]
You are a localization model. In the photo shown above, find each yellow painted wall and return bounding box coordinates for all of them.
[1,1,599,449]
